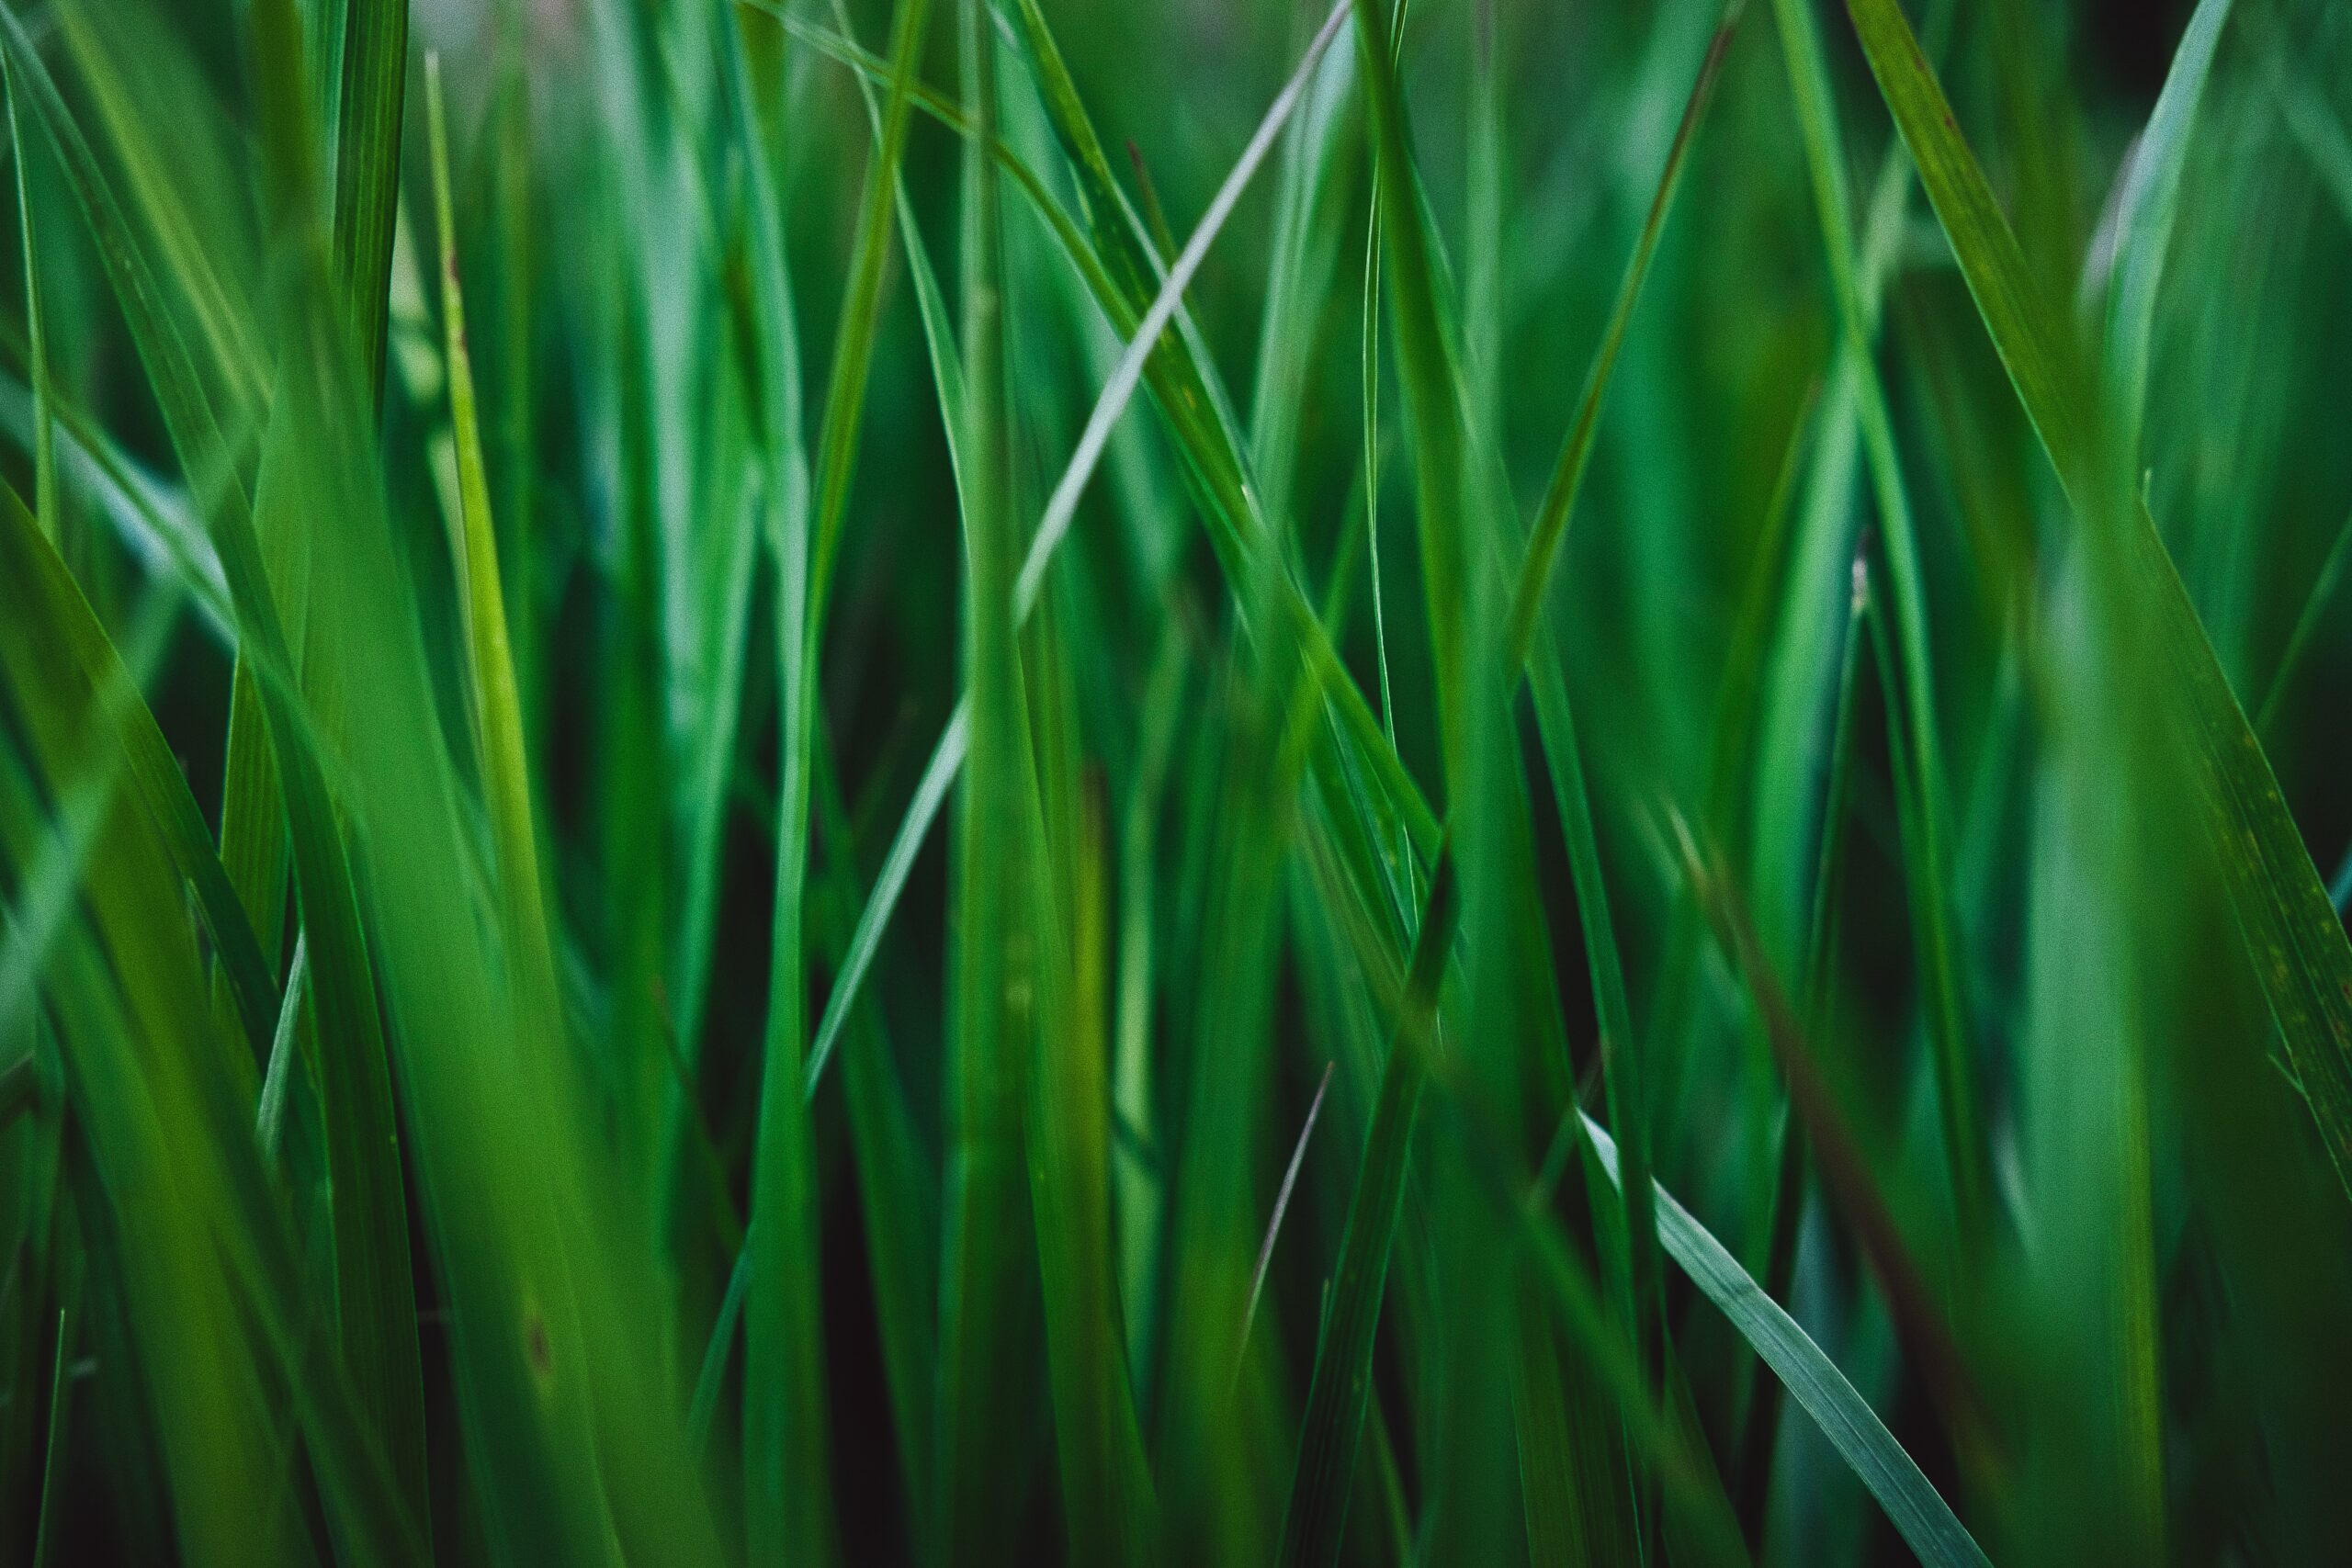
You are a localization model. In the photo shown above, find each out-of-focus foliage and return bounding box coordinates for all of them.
[1,0,2349,1563]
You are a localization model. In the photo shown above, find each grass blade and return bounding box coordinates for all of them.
[2102,0,2234,461]
[817,744,941,1522]
[425,53,560,1039]
[329,0,408,400]
[741,0,941,1555]
[1843,0,2352,1202]
[1674,814,1996,1473]
[0,486,280,1060]
[1776,0,1985,1236]
[938,0,1033,1552]
[802,0,1371,1100]
[6,57,54,540]
[1028,776,1159,1564]
[1502,0,1749,676]
[31,1287,76,1568]
[1579,1111,1990,1568]
[1241,1059,1334,1356]
[1276,850,1454,1568]
[1350,0,1475,751]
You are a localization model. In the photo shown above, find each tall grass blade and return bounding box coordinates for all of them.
[1028,773,1159,1564]
[1776,0,1985,1235]
[1276,851,1453,1568]
[1242,1060,1333,1355]
[0,490,280,1058]
[30,1290,74,1568]
[2102,0,2233,462]
[6,59,54,539]
[1843,0,2352,1201]
[425,54,560,1037]
[803,0,1371,1099]
[328,0,408,398]
[937,0,1035,1554]
[741,0,942,1553]
[1503,0,1748,674]
[818,746,941,1519]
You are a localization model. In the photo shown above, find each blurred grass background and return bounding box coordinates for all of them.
[3,0,2352,1562]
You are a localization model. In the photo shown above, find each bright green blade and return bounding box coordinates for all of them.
[937,0,1036,1553]
[424,53,560,1045]
[1579,1112,1990,1568]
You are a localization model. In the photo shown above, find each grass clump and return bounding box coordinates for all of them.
[3,0,2351,1562]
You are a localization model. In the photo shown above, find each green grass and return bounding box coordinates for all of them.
[4,0,2352,1562]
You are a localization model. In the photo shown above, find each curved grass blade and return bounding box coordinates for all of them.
[1002,0,1251,478]
[1673,811,1997,1473]
[0,363,233,636]
[7,0,304,1169]
[990,0,1435,848]
[0,486,281,1060]
[1578,1113,1993,1568]
[1007,0,1351,614]
[742,2,1132,344]
[2103,0,2233,464]
[0,553,426,1568]
[0,4,248,576]
[47,5,267,424]
[1248,7,1356,537]
[771,0,1429,800]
